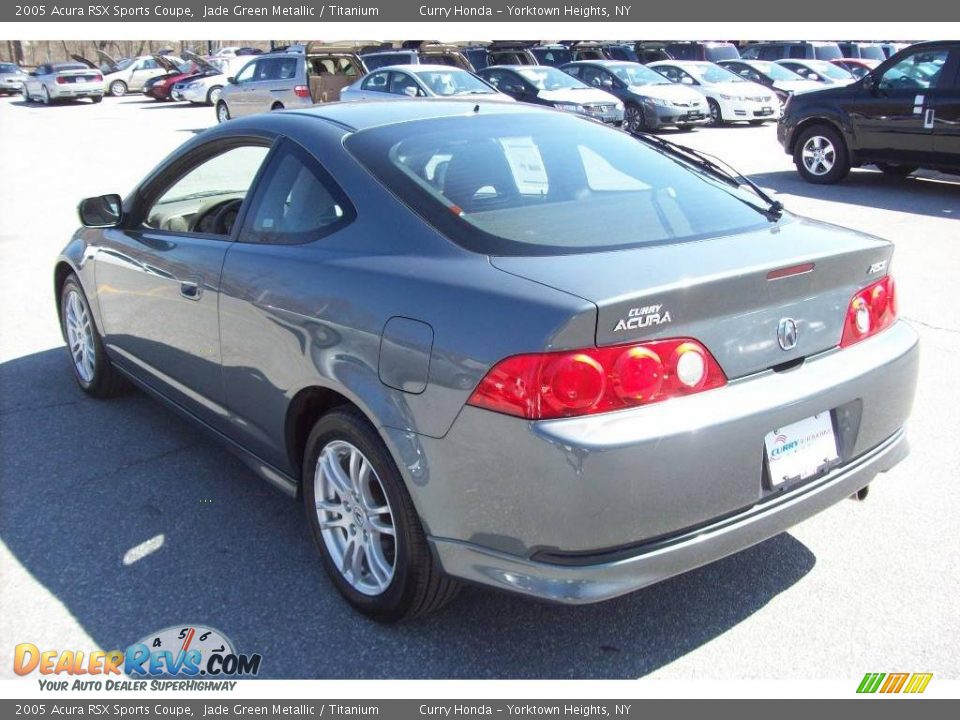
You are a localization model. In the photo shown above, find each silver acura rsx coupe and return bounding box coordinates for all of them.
[56,100,918,621]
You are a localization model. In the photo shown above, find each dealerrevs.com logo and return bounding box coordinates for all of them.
[14,625,262,691]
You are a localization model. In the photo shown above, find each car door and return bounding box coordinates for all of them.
[218,139,357,470]
[929,49,960,163]
[128,57,161,90]
[847,46,952,163]
[225,59,258,115]
[262,56,301,108]
[94,139,274,428]
[243,57,281,113]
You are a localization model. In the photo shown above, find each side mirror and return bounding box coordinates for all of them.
[403,85,419,97]
[78,194,122,228]
[227,76,237,84]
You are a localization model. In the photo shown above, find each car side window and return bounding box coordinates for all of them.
[270,57,298,80]
[389,72,421,96]
[362,71,389,92]
[141,58,159,70]
[564,65,581,79]
[878,49,950,91]
[252,59,274,82]
[234,61,257,83]
[142,144,271,237]
[241,141,356,245]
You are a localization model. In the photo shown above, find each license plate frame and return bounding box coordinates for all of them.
[764,412,840,489]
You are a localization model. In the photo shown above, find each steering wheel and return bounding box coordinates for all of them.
[190,198,244,236]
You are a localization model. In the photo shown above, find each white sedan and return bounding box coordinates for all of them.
[775,59,857,86]
[340,64,514,103]
[648,60,780,125]
[171,55,248,106]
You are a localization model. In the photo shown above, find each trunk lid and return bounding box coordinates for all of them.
[491,216,893,379]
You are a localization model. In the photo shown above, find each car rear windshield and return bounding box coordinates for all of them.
[54,63,90,72]
[345,113,773,256]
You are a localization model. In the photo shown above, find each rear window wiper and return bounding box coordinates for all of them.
[634,132,784,221]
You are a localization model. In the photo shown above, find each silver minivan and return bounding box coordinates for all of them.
[216,46,369,123]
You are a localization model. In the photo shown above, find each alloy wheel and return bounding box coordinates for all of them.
[110,81,126,97]
[64,289,95,383]
[801,135,836,176]
[208,86,221,105]
[217,102,230,123]
[314,440,396,596]
[42,86,50,105]
[624,105,643,133]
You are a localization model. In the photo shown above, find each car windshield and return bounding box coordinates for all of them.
[803,61,853,80]
[363,53,414,70]
[686,63,744,83]
[530,47,573,65]
[608,62,672,86]
[517,66,586,90]
[346,113,773,256]
[756,62,804,81]
[414,70,494,95]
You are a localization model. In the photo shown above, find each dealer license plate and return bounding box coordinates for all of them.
[764,412,839,487]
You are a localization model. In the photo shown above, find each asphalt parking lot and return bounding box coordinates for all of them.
[0,94,957,680]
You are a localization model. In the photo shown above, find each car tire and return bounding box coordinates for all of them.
[748,120,765,125]
[206,85,222,105]
[21,85,31,102]
[876,163,917,177]
[41,86,51,105]
[676,124,695,132]
[109,80,127,97]
[216,100,230,123]
[623,103,645,134]
[59,274,129,399]
[91,95,102,104]
[794,124,850,184]
[270,102,284,111]
[302,407,460,622]
[708,98,723,126]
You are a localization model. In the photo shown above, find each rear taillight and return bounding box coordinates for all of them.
[293,85,310,98]
[840,275,897,348]
[467,338,727,420]
[55,76,67,84]
[93,74,103,81]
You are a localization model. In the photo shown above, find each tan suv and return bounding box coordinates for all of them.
[216,43,369,123]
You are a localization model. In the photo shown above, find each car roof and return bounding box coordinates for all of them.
[289,98,550,131]
[563,59,633,66]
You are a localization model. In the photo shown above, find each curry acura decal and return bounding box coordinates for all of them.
[13,625,262,691]
[613,303,672,332]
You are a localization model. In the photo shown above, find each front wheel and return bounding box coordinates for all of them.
[707,98,723,125]
[109,80,127,97]
[794,124,850,184]
[206,85,222,105]
[91,95,102,104]
[303,408,459,621]
[21,85,31,102]
[59,274,129,398]
[41,86,51,105]
[216,100,230,123]
[623,103,645,134]
[876,163,917,177]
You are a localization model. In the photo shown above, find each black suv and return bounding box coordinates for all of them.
[778,41,960,183]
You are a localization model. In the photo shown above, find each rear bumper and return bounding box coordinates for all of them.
[430,425,909,604]
[392,320,919,597]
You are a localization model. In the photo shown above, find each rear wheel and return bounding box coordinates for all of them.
[303,408,459,621]
[876,163,917,177]
[794,124,850,184]
[270,102,284,111]
[21,85,31,102]
[707,98,723,125]
[216,100,230,123]
[91,95,102,104]
[58,274,129,398]
[109,80,127,97]
[41,86,51,105]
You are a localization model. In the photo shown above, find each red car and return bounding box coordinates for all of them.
[144,52,220,101]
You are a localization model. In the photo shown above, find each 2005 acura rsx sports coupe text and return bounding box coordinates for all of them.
[56,100,919,621]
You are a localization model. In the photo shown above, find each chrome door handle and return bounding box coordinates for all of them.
[179,279,202,300]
